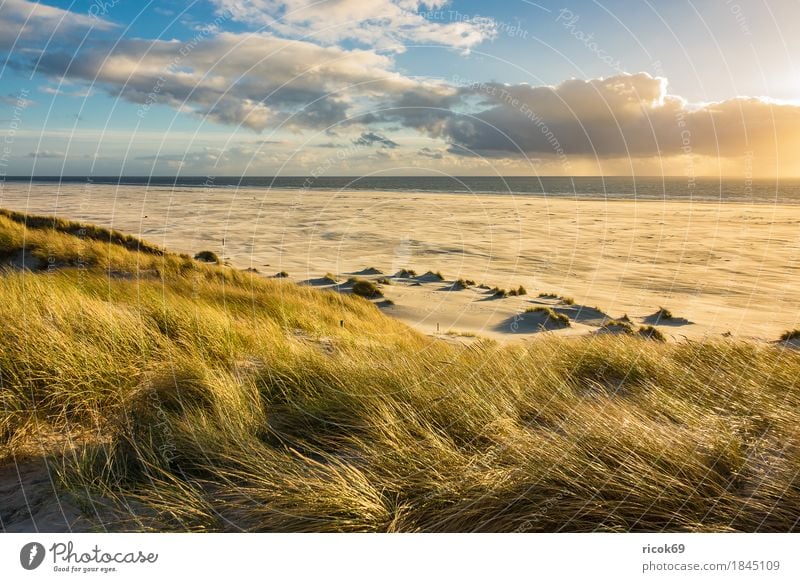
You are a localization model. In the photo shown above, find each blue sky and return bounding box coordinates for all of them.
[1,0,799,176]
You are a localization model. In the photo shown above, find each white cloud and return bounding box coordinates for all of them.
[28,149,66,158]
[211,0,495,53]
[0,0,116,50]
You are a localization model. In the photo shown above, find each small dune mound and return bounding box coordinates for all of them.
[638,325,666,342]
[353,267,383,276]
[491,287,508,299]
[644,307,691,326]
[497,307,571,333]
[350,279,383,298]
[449,279,469,290]
[543,303,609,326]
[395,268,417,278]
[302,273,338,286]
[525,306,570,327]
[274,271,289,278]
[417,270,444,282]
[597,320,634,335]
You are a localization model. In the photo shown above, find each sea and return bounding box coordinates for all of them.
[3,175,799,203]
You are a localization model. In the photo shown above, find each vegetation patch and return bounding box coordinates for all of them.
[656,307,674,320]
[3,209,800,533]
[524,306,571,327]
[600,320,634,335]
[638,325,667,342]
[351,279,383,298]
[194,250,220,264]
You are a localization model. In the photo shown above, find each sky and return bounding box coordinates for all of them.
[1,0,799,177]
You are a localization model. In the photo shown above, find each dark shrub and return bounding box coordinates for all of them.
[194,250,220,264]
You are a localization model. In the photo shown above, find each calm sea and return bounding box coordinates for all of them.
[5,176,800,203]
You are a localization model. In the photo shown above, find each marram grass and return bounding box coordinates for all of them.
[1,211,799,532]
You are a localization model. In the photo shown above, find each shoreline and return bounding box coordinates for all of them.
[1,182,798,343]
[4,178,800,205]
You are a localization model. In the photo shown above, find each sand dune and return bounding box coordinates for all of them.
[2,183,798,342]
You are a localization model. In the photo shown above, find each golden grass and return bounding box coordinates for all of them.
[2,210,800,532]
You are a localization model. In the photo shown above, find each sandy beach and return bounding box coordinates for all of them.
[1,182,798,342]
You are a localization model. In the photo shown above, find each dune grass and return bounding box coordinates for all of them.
[780,329,800,342]
[538,292,572,305]
[639,325,667,342]
[656,307,674,320]
[600,320,634,335]
[194,250,220,264]
[1,210,800,532]
[351,279,383,298]
[525,306,571,327]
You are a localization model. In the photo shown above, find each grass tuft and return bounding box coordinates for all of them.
[657,307,674,320]
[351,279,383,298]
[524,306,571,327]
[638,325,667,342]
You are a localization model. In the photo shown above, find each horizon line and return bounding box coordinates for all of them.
[2,175,794,180]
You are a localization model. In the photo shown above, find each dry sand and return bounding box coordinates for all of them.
[2,182,798,343]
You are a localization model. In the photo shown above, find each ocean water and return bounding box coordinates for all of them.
[4,175,799,203]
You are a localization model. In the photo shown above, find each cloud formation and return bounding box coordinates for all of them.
[387,73,800,164]
[34,31,454,131]
[0,0,115,51]
[353,131,398,148]
[3,2,798,174]
[211,0,496,53]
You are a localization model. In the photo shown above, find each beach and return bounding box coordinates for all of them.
[1,182,798,342]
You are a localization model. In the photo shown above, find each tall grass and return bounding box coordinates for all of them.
[2,210,800,532]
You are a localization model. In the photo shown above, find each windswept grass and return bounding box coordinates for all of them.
[2,210,800,533]
[0,208,164,255]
